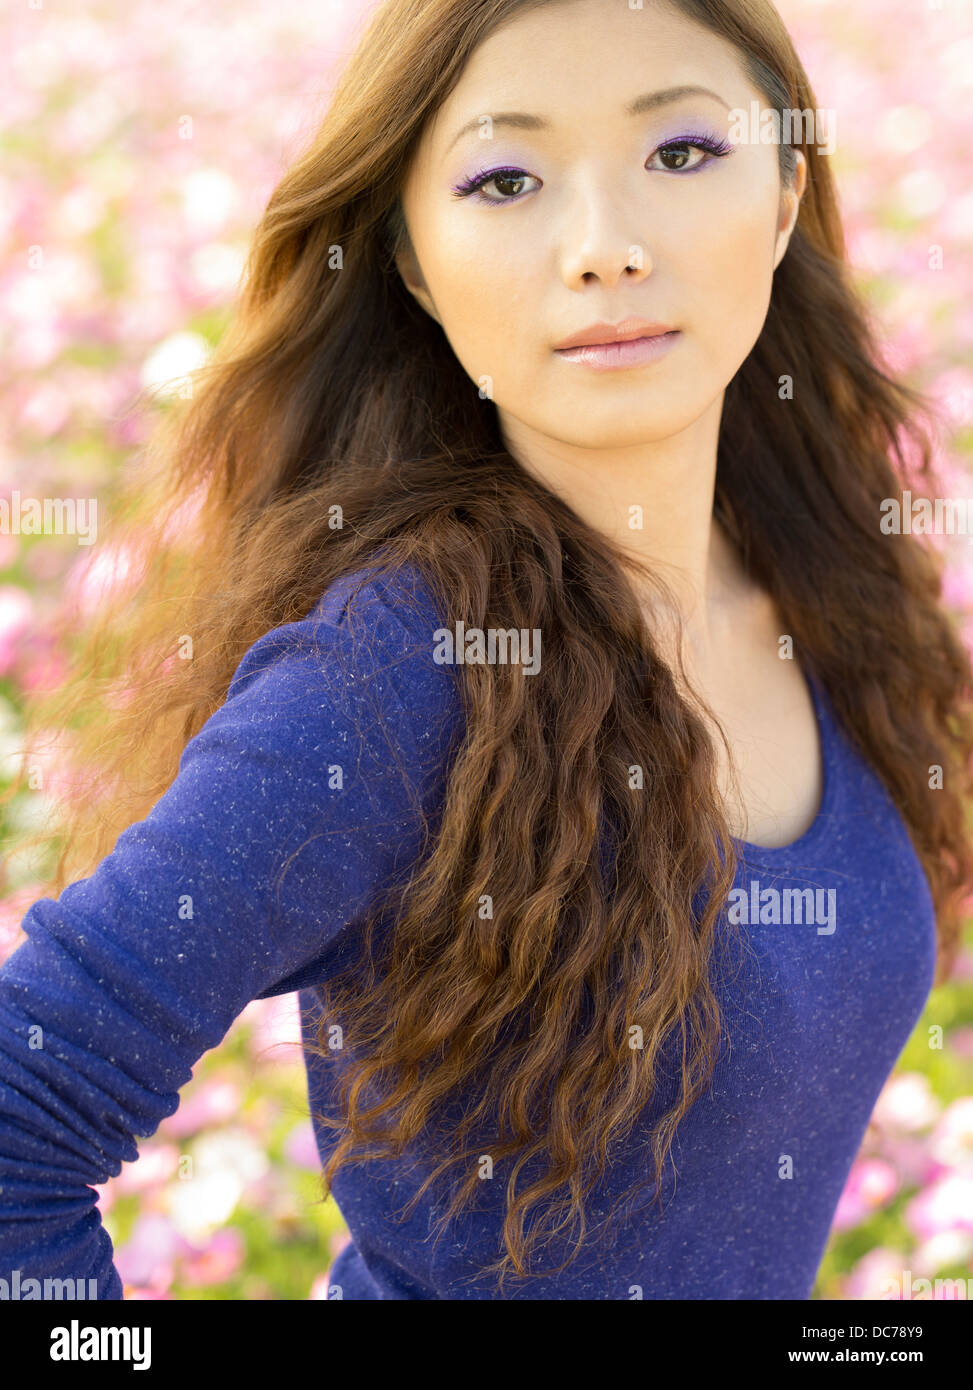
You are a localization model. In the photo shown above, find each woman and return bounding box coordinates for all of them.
[1,0,970,1301]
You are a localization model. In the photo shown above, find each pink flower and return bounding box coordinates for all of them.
[904,1173,973,1240]
[23,542,66,582]
[871,1073,940,1133]
[241,992,304,1063]
[178,1227,246,1286]
[844,1247,910,1300]
[115,1213,189,1291]
[868,1134,937,1190]
[0,585,34,677]
[912,1229,973,1278]
[91,1178,116,1217]
[17,381,72,437]
[927,1098,973,1167]
[0,884,47,966]
[113,1141,181,1195]
[928,368,973,431]
[18,633,68,694]
[63,542,140,622]
[948,944,973,982]
[942,558,973,613]
[284,1119,321,1171]
[947,1027,973,1059]
[832,1158,900,1232]
[157,1078,241,1140]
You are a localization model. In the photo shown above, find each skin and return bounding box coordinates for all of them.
[395,0,819,849]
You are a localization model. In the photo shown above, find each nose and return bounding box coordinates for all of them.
[557,183,654,287]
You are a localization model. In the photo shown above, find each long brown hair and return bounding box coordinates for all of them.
[4,0,972,1292]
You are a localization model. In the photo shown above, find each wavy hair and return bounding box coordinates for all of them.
[4,0,973,1292]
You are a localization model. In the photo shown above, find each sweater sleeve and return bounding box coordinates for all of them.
[0,568,461,1299]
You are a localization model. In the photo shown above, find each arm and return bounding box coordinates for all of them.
[0,568,461,1299]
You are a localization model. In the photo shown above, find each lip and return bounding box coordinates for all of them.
[553,328,681,372]
[552,317,676,351]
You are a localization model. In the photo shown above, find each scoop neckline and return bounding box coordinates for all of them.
[729,667,839,864]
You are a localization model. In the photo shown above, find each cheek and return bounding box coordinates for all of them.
[678,190,778,371]
[425,225,542,387]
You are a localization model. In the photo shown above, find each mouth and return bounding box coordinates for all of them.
[553,330,681,371]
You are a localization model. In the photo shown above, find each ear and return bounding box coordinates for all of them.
[394,239,442,325]
[773,150,808,271]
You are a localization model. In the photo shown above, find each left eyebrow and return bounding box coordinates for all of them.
[444,85,732,154]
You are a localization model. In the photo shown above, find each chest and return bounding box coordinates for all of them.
[665,606,824,850]
[709,835,938,1093]
[708,659,822,848]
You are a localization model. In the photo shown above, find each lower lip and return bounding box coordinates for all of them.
[553,331,681,371]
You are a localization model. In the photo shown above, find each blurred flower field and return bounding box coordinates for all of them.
[2,0,972,1299]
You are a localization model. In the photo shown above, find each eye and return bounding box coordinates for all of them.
[451,133,734,206]
[451,167,540,204]
[648,136,734,173]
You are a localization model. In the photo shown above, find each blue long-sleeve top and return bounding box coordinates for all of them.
[0,563,938,1299]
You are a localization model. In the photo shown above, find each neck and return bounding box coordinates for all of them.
[500,393,751,655]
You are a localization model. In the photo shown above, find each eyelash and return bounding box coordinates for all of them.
[451,133,734,204]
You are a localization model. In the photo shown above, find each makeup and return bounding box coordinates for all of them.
[450,130,734,204]
[553,331,681,372]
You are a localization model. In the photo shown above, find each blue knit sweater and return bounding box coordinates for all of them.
[0,564,938,1299]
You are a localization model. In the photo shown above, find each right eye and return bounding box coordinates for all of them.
[451,167,541,204]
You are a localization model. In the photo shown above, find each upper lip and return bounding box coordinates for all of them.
[553,318,676,351]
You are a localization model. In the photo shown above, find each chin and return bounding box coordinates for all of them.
[556,414,696,448]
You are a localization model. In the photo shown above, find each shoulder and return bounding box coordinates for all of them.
[225,559,465,758]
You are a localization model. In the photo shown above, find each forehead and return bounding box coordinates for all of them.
[417,0,757,160]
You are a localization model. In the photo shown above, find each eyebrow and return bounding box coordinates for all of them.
[445,85,731,154]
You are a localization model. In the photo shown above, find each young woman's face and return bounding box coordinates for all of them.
[395,0,806,452]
